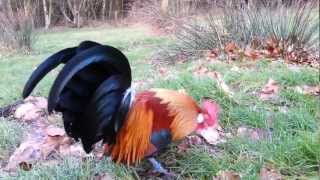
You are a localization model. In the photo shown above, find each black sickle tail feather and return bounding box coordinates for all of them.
[22,41,101,98]
[23,41,132,153]
[22,47,76,98]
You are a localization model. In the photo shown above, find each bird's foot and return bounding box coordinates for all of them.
[148,157,175,178]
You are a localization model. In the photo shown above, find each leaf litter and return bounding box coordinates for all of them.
[4,97,90,172]
[294,85,320,96]
[259,78,280,101]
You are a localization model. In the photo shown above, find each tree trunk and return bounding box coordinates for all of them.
[161,0,169,15]
[24,0,32,17]
[102,0,106,21]
[6,0,14,18]
[43,0,52,29]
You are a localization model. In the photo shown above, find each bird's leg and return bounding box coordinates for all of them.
[148,157,172,176]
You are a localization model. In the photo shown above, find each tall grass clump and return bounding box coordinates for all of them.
[0,11,36,51]
[159,0,319,63]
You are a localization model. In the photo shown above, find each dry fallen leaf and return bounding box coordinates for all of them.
[177,141,189,153]
[18,162,32,171]
[25,96,48,109]
[45,125,65,137]
[259,78,279,100]
[207,71,234,98]
[225,42,240,54]
[237,126,271,141]
[158,67,168,75]
[14,96,48,121]
[197,125,226,145]
[224,42,241,61]
[206,48,220,61]
[264,38,281,58]
[260,165,282,180]
[213,171,241,180]
[94,172,114,180]
[177,135,204,153]
[14,103,41,121]
[295,85,320,96]
[5,126,84,172]
[194,66,209,76]
[244,47,260,60]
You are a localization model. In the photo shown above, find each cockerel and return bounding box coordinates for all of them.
[22,41,219,174]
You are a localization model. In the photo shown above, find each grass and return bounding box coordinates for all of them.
[2,157,133,180]
[0,119,23,165]
[0,26,319,179]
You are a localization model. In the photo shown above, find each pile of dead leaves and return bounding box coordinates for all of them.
[3,96,103,173]
[206,38,319,68]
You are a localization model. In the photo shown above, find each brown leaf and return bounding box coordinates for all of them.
[237,126,271,141]
[177,135,204,153]
[94,172,114,180]
[5,123,84,172]
[177,141,189,153]
[244,47,260,60]
[197,125,227,145]
[5,140,42,171]
[263,38,281,58]
[250,38,262,49]
[207,71,234,98]
[188,135,203,145]
[18,162,32,171]
[224,42,241,61]
[295,85,320,96]
[213,171,240,180]
[225,42,240,54]
[158,67,168,75]
[45,125,65,137]
[194,66,209,76]
[259,78,279,100]
[59,143,86,157]
[206,48,220,61]
[14,103,42,121]
[24,96,48,109]
[260,166,282,180]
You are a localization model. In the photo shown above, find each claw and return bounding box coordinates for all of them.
[148,157,175,178]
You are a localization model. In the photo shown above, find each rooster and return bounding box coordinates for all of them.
[23,41,219,174]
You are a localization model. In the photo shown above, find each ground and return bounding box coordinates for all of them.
[0,26,319,179]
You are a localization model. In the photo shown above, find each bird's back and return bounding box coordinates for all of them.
[110,88,201,164]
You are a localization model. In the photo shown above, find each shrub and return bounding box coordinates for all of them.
[0,11,36,51]
[157,0,319,64]
[129,0,214,32]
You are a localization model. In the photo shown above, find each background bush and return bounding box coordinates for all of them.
[157,0,319,64]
